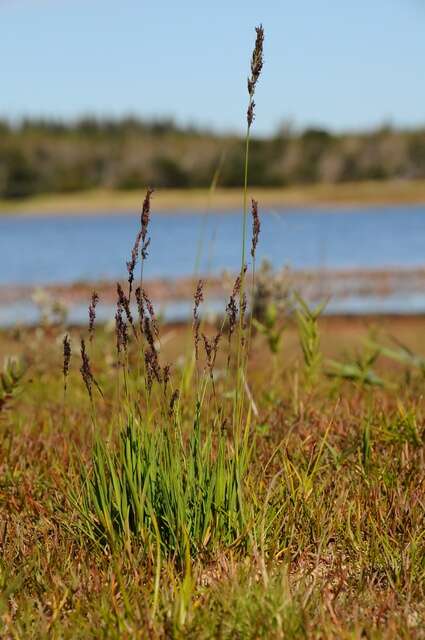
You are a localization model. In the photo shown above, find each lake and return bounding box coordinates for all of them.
[2,204,425,285]
[1,204,425,323]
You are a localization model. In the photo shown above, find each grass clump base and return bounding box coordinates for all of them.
[75,411,250,562]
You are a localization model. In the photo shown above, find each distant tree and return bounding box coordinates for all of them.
[0,148,39,198]
[152,156,190,188]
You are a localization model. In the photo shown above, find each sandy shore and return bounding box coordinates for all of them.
[3,267,425,306]
[2,180,425,215]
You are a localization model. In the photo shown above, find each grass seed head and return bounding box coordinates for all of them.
[127,228,143,292]
[141,187,154,259]
[163,363,171,391]
[232,265,247,298]
[116,282,134,331]
[248,25,264,96]
[143,317,156,353]
[63,334,71,390]
[193,279,204,360]
[168,388,179,418]
[115,303,128,354]
[80,338,94,398]
[144,347,161,391]
[135,286,145,334]
[250,198,260,259]
[247,101,255,128]
[194,279,204,311]
[247,25,264,128]
[202,331,221,375]
[88,291,99,341]
[142,289,159,337]
[226,295,238,339]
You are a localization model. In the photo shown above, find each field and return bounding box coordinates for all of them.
[2,180,425,215]
[1,310,425,638]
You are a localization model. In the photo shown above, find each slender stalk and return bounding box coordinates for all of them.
[240,126,251,279]
[234,24,264,432]
[234,125,251,433]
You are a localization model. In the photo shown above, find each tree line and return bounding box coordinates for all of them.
[0,118,425,198]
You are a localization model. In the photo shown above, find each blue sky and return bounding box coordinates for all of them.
[1,0,424,134]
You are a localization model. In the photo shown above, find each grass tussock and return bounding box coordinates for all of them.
[75,412,250,561]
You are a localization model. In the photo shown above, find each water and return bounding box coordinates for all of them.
[0,299,226,328]
[1,204,425,324]
[1,204,425,286]
[3,293,425,329]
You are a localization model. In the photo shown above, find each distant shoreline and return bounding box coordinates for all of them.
[2,180,425,215]
[3,267,425,305]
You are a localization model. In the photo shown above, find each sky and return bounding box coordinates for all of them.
[1,0,425,135]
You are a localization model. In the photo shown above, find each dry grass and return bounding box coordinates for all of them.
[1,315,425,638]
[2,179,425,216]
